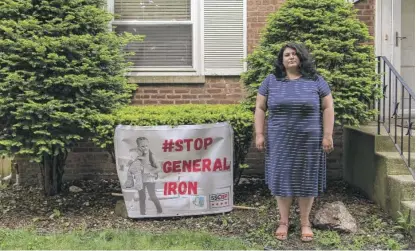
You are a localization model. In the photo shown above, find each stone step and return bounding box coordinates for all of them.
[375,135,415,152]
[380,120,414,136]
[396,109,415,120]
[376,152,415,175]
[360,122,414,137]
[387,175,415,219]
[357,125,389,136]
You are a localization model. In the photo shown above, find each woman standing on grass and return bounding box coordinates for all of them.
[254,42,334,242]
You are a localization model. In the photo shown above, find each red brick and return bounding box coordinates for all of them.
[150,94,167,99]
[258,5,274,11]
[143,89,158,94]
[197,94,212,99]
[358,15,371,22]
[257,16,267,23]
[160,89,174,94]
[247,16,258,23]
[174,89,190,94]
[220,100,238,104]
[211,94,227,99]
[190,89,205,94]
[230,88,243,94]
[175,100,191,104]
[226,94,242,99]
[160,100,175,104]
[143,100,158,105]
[208,83,226,89]
[190,100,204,104]
[251,23,267,29]
[135,94,150,99]
[166,94,181,99]
[181,94,197,99]
[226,83,242,88]
[207,89,223,94]
[206,77,225,84]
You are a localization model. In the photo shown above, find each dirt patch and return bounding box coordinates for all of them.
[0,178,414,250]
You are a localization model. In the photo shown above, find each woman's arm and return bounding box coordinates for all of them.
[254,94,267,150]
[321,94,334,153]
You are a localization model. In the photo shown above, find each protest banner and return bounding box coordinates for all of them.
[114,123,234,218]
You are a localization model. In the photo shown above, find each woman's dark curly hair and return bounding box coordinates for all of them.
[274,42,318,81]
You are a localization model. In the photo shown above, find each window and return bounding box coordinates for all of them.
[108,0,246,76]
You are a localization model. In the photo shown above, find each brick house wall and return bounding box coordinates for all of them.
[133,77,244,105]
[355,0,375,38]
[15,0,375,185]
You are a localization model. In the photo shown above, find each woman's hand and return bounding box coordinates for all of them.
[256,133,265,151]
[322,136,333,153]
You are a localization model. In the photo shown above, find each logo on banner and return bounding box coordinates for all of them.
[210,192,229,208]
[190,195,207,210]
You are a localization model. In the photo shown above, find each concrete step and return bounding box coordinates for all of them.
[358,125,389,136]
[396,108,415,120]
[376,135,415,152]
[360,122,414,136]
[376,152,415,175]
[387,175,415,219]
[380,120,414,137]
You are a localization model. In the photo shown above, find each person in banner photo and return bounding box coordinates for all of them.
[254,42,334,242]
[124,137,163,215]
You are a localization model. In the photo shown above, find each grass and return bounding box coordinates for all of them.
[0,228,261,250]
[311,214,410,250]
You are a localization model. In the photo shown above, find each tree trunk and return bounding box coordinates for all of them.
[41,151,67,196]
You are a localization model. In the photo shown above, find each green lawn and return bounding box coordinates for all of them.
[0,228,261,250]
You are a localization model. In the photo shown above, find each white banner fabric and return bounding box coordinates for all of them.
[114,123,234,218]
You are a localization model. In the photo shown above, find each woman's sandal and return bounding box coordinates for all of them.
[300,223,314,242]
[275,221,289,241]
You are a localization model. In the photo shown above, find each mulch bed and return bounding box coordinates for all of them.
[0,178,414,250]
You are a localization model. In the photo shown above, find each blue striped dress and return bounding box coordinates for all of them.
[258,74,331,197]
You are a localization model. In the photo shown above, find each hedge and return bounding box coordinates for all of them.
[0,0,139,195]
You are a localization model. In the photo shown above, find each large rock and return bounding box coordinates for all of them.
[313,201,358,233]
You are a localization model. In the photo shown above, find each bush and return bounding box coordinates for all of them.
[91,104,254,185]
[241,0,380,126]
[0,0,139,195]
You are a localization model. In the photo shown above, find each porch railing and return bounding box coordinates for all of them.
[376,56,414,178]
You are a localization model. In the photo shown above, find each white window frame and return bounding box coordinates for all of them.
[108,0,202,76]
[107,0,246,77]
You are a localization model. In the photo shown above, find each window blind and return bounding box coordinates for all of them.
[204,0,245,75]
[115,0,191,20]
[115,24,193,68]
